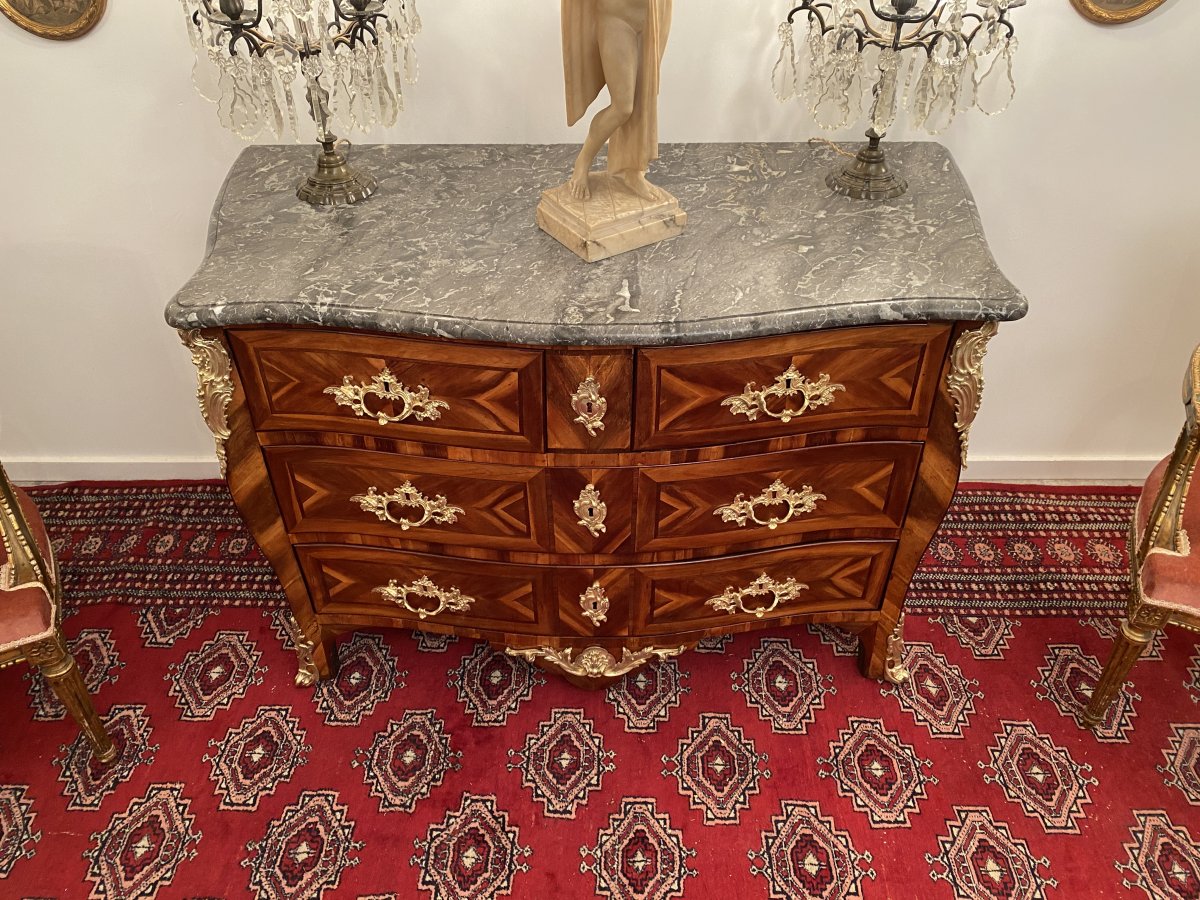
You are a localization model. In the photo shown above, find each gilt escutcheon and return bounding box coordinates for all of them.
[579,582,610,628]
[574,484,608,538]
[571,375,607,437]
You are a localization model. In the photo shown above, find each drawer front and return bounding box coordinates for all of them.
[298,546,548,633]
[546,350,634,451]
[229,329,544,451]
[266,446,551,552]
[634,542,894,634]
[635,324,951,449]
[549,467,637,556]
[636,443,921,552]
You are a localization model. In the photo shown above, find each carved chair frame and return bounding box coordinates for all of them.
[1084,345,1200,726]
[0,461,116,761]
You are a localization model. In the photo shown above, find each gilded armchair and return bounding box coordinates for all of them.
[1084,344,1200,727]
[0,462,116,763]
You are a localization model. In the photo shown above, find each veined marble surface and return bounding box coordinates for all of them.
[166,142,1026,346]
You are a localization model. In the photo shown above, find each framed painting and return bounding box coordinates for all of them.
[0,0,106,39]
[1070,0,1168,24]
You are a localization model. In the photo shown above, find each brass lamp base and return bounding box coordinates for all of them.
[297,136,377,207]
[827,131,908,201]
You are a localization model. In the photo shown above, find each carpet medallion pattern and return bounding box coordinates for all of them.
[0,608,1197,897]
[0,482,1194,897]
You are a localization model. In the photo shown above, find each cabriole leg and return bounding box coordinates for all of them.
[859,614,909,684]
[283,611,338,686]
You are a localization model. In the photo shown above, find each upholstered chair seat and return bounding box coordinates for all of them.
[0,486,55,649]
[1135,457,1199,614]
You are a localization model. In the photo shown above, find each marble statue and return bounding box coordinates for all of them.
[537,0,686,263]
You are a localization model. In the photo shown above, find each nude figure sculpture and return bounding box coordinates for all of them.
[564,0,672,200]
[537,0,686,262]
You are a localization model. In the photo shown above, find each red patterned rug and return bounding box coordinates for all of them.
[1,481,1197,899]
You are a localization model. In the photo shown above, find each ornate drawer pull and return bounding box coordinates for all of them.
[373,576,474,620]
[579,582,610,628]
[721,366,844,423]
[706,573,809,618]
[574,484,607,538]
[507,644,686,679]
[715,479,826,530]
[351,483,464,531]
[571,375,607,437]
[324,366,448,425]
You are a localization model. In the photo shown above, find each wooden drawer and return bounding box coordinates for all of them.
[549,467,637,555]
[298,545,550,634]
[633,542,894,635]
[229,329,544,452]
[265,446,551,552]
[635,324,951,449]
[546,350,634,451]
[636,442,921,552]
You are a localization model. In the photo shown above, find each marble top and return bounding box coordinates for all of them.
[165,142,1026,346]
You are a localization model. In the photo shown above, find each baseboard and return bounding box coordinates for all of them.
[964,456,1157,484]
[4,455,1158,485]
[5,457,222,484]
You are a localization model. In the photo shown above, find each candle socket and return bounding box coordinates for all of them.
[297,136,378,207]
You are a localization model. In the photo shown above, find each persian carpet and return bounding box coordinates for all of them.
[0,481,1197,899]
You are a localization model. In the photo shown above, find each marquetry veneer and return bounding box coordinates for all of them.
[187,317,990,688]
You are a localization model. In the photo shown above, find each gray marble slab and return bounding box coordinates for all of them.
[166,142,1026,346]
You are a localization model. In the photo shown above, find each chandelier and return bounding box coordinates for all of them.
[774,0,1026,199]
[182,0,421,205]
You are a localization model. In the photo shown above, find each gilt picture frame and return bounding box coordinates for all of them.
[1070,0,1167,24]
[0,0,105,40]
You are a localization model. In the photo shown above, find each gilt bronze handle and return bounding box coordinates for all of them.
[714,479,826,530]
[721,365,844,423]
[325,366,448,425]
[705,573,809,618]
[373,576,474,620]
[351,483,464,531]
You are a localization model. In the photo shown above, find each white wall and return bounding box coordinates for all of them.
[1,0,1196,482]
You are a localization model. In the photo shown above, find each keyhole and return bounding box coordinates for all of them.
[587,598,601,612]
[587,506,596,518]
[585,401,594,414]
[784,377,794,389]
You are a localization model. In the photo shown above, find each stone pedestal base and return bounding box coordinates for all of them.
[536,173,687,263]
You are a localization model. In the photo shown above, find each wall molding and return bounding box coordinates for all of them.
[4,455,1161,486]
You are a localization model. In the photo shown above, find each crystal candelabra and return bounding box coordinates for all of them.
[182,0,421,206]
[774,0,1025,200]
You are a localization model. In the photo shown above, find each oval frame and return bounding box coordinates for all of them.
[1070,0,1167,24]
[0,0,106,40]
